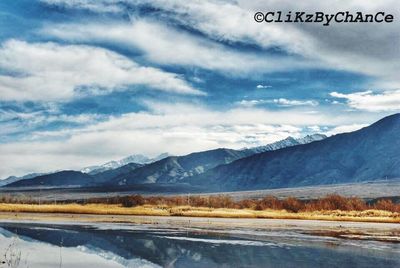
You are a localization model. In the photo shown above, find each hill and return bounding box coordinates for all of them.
[187,114,400,191]
[5,171,94,188]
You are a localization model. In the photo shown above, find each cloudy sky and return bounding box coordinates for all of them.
[0,0,399,178]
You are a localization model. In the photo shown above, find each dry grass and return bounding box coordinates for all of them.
[0,203,399,223]
[0,203,169,216]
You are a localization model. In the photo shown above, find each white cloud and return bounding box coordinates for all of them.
[272,98,319,107]
[0,40,202,101]
[41,0,400,87]
[256,84,272,89]
[237,98,318,107]
[330,90,400,111]
[325,124,368,136]
[41,0,123,13]
[41,20,311,75]
[241,0,400,87]
[0,109,106,136]
[41,0,311,54]
[308,125,322,132]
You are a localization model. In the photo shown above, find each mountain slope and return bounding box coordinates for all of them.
[108,148,254,186]
[0,173,45,186]
[187,114,400,191]
[5,171,94,188]
[108,135,328,186]
[93,162,144,184]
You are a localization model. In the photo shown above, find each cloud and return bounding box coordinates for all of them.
[325,124,368,136]
[242,0,400,87]
[272,98,319,107]
[46,0,400,92]
[40,0,400,87]
[0,40,202,102]
[256,84,272,89]
[0,108,106,137]
[330,90,400,111]
[41,20,311,75]
[307,125,322,132]
[237,98,318,107]
[40,0,123,13]
[40,0,306,51]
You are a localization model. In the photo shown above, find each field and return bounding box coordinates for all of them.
[1,180,400,202]
[0,202,399,223]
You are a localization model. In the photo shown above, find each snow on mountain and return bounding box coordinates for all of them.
[296,134,327,144]
[245,134,327,154]
[81,153,170,175]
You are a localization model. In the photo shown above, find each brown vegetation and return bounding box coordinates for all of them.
[98,194,400,213]
[0,194,400,223]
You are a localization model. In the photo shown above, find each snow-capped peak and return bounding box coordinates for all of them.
[81,153,170,174]
[246,134,327,154]
[296,134,327,144]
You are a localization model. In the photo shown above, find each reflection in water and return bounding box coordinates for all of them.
[0,222,399,268]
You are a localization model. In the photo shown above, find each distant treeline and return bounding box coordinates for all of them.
[1,194,398,213]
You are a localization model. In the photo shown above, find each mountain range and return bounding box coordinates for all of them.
[80,153,170,174]
[243,134,326,154]
[3,114,399,191]
[187,113,400,191]
[3,134,325,188]
[0,172,46,187]
[8,171,94,188]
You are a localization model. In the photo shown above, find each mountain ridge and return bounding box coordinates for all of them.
[186,113,400,191]
[6,171,94,188]
[2,134,326,187]
[81,153,170,175]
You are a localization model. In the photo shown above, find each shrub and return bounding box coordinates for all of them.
[374,199,398,212]
[121,195,145,207]
[236,199,257,209]
[255,196,283,210]
[282,197,304,212]
[304,195,367,212]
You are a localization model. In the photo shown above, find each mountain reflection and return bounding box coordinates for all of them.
[1,222,399,268]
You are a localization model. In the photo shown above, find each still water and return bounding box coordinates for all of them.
[0,220,399,268]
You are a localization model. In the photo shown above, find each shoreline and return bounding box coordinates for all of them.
[0,203,399,224]
[1,212,400,244]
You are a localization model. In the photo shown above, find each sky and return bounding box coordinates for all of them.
[0,0,399,178]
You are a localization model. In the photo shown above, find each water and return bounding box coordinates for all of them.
[0,220,399,268]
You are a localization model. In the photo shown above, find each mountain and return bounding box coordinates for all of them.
[0,173,45,186]
[108,148,254,186]
[81,153,169,175]
[5,171,94,188]
[296,134,327,144]
[93,162,144,184]
[1,153,168,187]
[107,135,327,186]
[187,114,400,191]
[244,134,326,154]
[1,134,327,188]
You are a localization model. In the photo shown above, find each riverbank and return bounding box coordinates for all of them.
[0,203,399,223]
[2,214,400,267]
[1,211,400,245]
